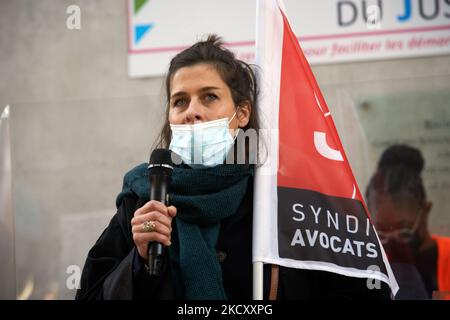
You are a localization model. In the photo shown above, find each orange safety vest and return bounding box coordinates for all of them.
[432,235,450,292]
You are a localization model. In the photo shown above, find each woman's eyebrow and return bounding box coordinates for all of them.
[199,86,220,92]
[170,91,186,100]
[170,87,220,100]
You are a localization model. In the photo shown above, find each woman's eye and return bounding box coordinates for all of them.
[173,98,187,107]
[204,94,218,102]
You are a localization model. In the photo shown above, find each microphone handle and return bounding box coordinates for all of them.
[147,175,170,276]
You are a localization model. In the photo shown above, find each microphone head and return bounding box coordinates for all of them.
[149,148,173,165]
[148,149,175,173]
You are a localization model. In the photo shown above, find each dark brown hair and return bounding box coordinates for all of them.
[154,34,259,148]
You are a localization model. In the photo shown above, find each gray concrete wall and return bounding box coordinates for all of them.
[1,0,166,299]
[1,0,449,299]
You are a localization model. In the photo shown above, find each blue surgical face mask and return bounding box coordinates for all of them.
[169,112,239,167]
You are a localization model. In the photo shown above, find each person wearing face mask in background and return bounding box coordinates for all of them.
[75,35,391,300]
[366,145,450,299]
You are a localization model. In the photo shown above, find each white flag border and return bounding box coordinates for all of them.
[255,256,392,288]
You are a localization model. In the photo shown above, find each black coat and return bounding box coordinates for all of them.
[75,181,391,300]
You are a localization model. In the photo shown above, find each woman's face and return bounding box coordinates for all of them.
[168,63,246,130]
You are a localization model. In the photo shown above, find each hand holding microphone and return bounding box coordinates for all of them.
[131,149,177,275]
[131,200,177,262]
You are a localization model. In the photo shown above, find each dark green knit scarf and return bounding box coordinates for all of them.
[116,163,254,299]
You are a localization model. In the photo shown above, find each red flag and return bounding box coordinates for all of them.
[278,10,358,200]
[253,0,398,295]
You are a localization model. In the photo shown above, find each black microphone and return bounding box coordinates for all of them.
[147,149,174,276]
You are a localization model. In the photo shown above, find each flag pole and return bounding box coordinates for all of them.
[253,261,264,299]
[253,0,264,301]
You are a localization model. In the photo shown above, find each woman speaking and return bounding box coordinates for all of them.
[75,35,390,300]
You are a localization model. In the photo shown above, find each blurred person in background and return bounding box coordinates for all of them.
[366,144,450,299]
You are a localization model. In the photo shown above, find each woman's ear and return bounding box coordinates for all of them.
[236,102,251,128]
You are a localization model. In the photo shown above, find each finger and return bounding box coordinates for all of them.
[132,211,172,229]
[142,211,172,229]
[133,232,171,246]
[134,200,169,217]
[132,220,171,237]
[134,200,167,217]
[147,200,169,216]
[167,206,177,218]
